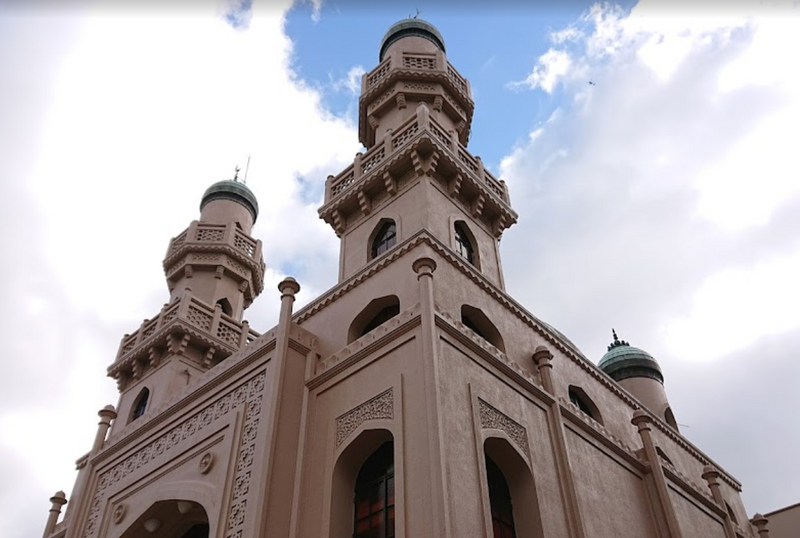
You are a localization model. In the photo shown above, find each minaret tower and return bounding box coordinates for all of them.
[319,19,518,287]
[599,330,679,429]
[106,175,264,431]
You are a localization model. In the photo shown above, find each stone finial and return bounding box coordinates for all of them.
[412,257,437,277]
[98,405,117,421]
[532,345,553,366]
[702,465,721,484]
[278,277,300,298]
[631,409,653,430]
[751,513,770,537]
[50,491,67,506]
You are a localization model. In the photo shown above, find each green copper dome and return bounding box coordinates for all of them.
[379,19,446,61]
[200,179,259,223]
[598,330,663,384]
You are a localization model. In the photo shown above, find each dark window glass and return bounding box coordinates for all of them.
[360,305,400,337]
[354,442,395,538]
[454,224,475,265]
[371,222,397,259]
[569,389,594,419]
[486,456,517,538]
[462,315,487,341]
[132,388,149,421]
[180,524,209,538]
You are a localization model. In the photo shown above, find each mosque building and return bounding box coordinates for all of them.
[42,19,776,538]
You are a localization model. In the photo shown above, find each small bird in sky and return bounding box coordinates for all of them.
[588,80,596,86]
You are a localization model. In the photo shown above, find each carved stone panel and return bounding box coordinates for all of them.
[478,398,530,460]
[336,389,394,447]
[82,372,266,538]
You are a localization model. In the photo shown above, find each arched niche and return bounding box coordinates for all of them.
[461,304,505,352]
[368,218,398,260]
[118,499,209,538]
[567,385,603,425]
[330,428,395,538]
[482,436,544,538]
[130,386,151,423]
[216,297,233,317]
[348,295,400,343]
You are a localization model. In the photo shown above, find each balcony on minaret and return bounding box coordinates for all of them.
[108,289,260,392]
[320,102,516,238]
[163,220,266,319]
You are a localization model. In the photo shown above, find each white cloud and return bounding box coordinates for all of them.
[0,2,356,536]
[511,48,572,93]
[499,0,800,509]
[330,65,366,94]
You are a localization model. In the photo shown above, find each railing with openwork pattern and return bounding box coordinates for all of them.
[325,106,508,204]
[115,293,259,362]
[167,222,262,264]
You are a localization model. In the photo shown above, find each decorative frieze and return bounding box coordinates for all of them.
[336,389,394,447]
[478,398,530,460]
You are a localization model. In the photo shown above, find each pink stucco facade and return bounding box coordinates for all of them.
[42,19,779,538]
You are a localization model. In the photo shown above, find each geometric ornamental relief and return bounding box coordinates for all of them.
[81,371,267,538]
[336,389,394,447]
[478,398,530,460]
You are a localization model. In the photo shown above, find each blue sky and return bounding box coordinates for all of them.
[283,0,636,171]
[1,2,799,537]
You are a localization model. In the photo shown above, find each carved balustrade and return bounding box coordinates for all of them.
[324,109,509,206]
[112,293,260,373]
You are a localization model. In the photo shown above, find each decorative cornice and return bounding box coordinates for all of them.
[320,131,516,238]
[163,243,265,295]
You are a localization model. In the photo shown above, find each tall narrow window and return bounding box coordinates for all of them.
[454,222,475,265]
[486,456,517,538]
[132,388,149,421]
[371,221,397,259]
[354,441,395,538]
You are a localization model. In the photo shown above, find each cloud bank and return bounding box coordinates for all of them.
[500,0,800,511]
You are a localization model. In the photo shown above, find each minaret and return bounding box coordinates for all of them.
[599,330,679,429]
[319,19,518,288]
[106,175,264,432]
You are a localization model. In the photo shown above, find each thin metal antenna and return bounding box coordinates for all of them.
[243,155,251,184]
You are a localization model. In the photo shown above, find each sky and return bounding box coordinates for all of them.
[1,1,799,537]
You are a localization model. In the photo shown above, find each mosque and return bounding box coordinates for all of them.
[41,19,780,538]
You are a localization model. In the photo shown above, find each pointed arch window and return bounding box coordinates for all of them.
[454,222,475,265]
[567,386,602,424]
[486,455,517,538]
[132,388,150,421]
[371,221,397,259]
[354,441,395,538]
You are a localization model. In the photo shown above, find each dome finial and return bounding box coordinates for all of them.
[608,328,629,351]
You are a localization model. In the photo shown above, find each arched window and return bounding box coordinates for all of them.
[486,455,517,538]
[461,305,505,351]
[454,222,476,265]
[664,406,678,430]
[349,296,401,343]
[132,388,150,421]
[354,441,395,538]
[567,386,602,424]
[371,220,397,259]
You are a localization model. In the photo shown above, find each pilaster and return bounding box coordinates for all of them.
[412,256,452,538]
[532,347,588,538]
[631,410,684,538]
